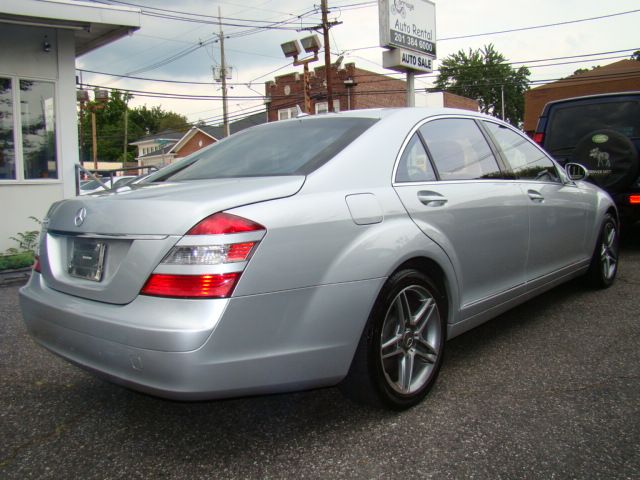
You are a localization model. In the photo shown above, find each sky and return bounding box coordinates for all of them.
[76,0,640,126]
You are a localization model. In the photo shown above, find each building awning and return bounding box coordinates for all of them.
[0,0,140,56]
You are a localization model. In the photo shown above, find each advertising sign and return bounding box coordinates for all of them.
[382,48,433,73]
[379,0,436,58]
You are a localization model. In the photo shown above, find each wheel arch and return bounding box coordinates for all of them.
[386,255,454,328]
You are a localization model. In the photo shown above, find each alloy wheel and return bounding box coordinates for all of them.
[379,285,442,395]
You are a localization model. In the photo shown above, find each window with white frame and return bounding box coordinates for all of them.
[315,99,341,114]
[278,107,298,121]
[0,77,58,180]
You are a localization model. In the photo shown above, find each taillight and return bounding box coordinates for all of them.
[187,212,264,235]
[141,273,240,298]
[630,195,640,205]
[533,132,544,145]
[33,255,41,273]
[140,213,265,299]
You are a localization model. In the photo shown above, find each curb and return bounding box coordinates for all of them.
[0,267,32,287]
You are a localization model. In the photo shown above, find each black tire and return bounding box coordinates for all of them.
[572,129,639,193]
[340,269,446,410]
[586,213,619,289]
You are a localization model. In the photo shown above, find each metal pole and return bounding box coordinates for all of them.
[91,109,98,170]
[303,62,311,114]
[406,71,415,107]
[219,7,230,137]
[321,0,334,112]
[123,96,128,162]
[79,99,84,162]
[501,84,505,120]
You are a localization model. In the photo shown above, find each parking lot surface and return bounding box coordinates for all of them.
[1,227,639,479]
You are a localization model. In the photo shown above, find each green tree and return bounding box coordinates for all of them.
[632,50,640,61]
[573,65,600,75]
[434,44,530,127]
[79,90,190,163]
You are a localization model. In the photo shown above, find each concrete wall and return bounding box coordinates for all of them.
[0,24,77,251]
[416,91,479,111]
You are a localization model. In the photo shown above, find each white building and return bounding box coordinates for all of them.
[0,0,140,251]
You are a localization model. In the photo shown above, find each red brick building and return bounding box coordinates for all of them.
[133,112,267,168]
[524,59,640,134]
[265,63,407,122]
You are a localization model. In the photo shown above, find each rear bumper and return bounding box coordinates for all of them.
[20,273,383,400]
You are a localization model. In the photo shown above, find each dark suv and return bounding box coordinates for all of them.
[534,92,640,224]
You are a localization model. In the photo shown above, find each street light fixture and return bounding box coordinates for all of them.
[300,34,321,54]
[280,40,302,59]
[280,35,322,114]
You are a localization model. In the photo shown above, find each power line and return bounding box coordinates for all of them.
[340,8,640,54]
[81,70,640,104]
[78,48,639,87]
[439,8,640,41]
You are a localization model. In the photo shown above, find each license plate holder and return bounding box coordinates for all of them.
[68,239,107,282]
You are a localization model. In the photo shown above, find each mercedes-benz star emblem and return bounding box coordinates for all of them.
[74,207,87,227]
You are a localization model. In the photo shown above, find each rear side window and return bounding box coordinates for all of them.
[419,119,501,180]
[485,122,560,183]
[146,117,377,181]
[395,134,437,183]
[546,100,640,150]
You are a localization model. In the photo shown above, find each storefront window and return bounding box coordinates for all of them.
[0,78,16,180]
[20,80,57,179]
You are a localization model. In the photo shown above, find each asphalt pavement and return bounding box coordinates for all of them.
[1,227,639,479]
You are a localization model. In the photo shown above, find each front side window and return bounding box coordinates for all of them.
[485,121,560,183]
[395,134,436,183]
[0,78,15,180]
[20,80,57,179]
[419,118,502,180]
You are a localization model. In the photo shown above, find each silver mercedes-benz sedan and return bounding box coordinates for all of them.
[20,108,619,409]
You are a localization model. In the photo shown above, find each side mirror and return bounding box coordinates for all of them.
[565,162,589,181]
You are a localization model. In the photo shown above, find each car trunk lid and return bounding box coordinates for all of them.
[40,176,304,305]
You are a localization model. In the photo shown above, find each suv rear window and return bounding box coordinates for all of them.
[146,117,377,181]
[545,100,640,151]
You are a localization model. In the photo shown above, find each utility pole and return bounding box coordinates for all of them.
[218,7,230,137]
[320,0,334,112]
[303,2,341,112]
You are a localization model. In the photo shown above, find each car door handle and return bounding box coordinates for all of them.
[527,190,544,203]
[417,191,448,207]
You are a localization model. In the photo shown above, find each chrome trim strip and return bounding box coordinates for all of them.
[152,263,247,275]
[176,231,265,246]
[48,230,171,241]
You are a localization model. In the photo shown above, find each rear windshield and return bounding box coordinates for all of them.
[546,100,640,150]
[144,117,377,182]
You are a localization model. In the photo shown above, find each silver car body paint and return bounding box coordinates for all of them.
[20,108,616,400]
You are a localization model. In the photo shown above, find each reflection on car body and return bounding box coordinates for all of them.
[20,108,619,409]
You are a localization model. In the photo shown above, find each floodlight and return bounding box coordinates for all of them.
[300,34,321,54]
[280,40,302,58]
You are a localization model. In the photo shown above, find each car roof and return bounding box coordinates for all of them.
[282,107,494,127]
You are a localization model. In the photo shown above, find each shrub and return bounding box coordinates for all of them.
[0,252,35,271]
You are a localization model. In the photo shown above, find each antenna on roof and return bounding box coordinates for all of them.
[295,105,309,118]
